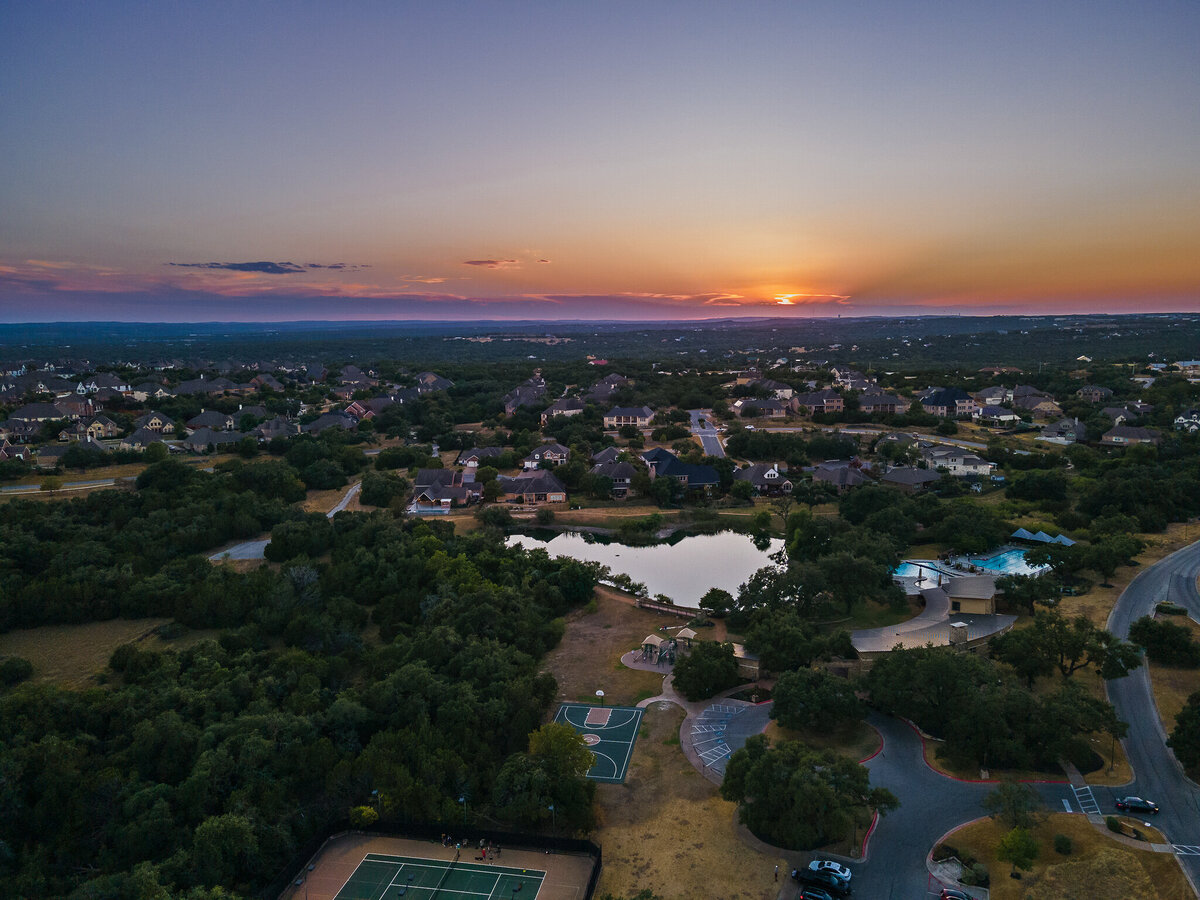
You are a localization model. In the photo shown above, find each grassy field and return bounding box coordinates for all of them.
[946,813,1192,900]
[0,618,217,688]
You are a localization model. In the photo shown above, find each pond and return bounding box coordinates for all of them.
[506,530,784,605]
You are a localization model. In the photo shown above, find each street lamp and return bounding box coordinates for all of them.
[459,794,467,824]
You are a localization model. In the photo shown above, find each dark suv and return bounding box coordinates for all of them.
[791,867,851,898]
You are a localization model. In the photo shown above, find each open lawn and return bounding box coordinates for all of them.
[946,813,1191,900]
[0,618,218,688]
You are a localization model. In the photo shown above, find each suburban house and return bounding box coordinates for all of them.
[920,446,995,477]
[497,471,567,504]
[734,462,793,495]
[591,446,622,465]
[1038,418,1087,445]
[750,378,794,400]
[502,377,548,416]
[251,416,300,441]
[187,410,236,432]
[523,442,570,469]
[130,382,174,402]
[75,373,131,395]
[181,428,244,452]
[604,405,654,428]
[302,411,359,434]
[120,427,168,452]
[541,397,585,425]
[790,389,844,415]
[973,405,1020,424]
[858,389,906,415]
[250,373,284,392]
[1077,385,1114,403]
[590,460,637,497]
[642,449,719,490]
[456,446,505,467]
[731,397,788,418]
[59,414,121,442]
[921,387,977,418]
[1100,406,1136,425]
[585,373,629,403]
[36,436,108,468]
[1101,426,1161,447]
[413,469,480,508]
[134,411,176,433]
[1011,386,1062,418]
[881,467,942,493]
[924,575,997,614]
[9,402,75,423]
[812,463,870,492]
[1174,410,1200,433]
[415,371,454,393]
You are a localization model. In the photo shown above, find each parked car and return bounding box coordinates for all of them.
[940,889,970,900]
[791,867,851,897]
[799,889,835,900]
[807,859,853,883]
[1115,796,1159,814]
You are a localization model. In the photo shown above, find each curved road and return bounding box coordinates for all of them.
[1106,538,1200,885]
[687,409,725,457]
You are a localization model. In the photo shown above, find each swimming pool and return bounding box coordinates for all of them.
[968,548,1047,576]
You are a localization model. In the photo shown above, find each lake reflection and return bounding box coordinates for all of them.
[506,530,783,605]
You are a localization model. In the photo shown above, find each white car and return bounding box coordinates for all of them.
[807,860,852,882]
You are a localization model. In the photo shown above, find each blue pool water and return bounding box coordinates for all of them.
[970,548,1046,576]
[894,562,939,579]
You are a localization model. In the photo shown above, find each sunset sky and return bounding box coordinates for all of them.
[2,2,1198,322]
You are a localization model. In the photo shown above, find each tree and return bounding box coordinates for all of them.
[1168,691,1200,771]
[996,826,1039,875]
[720,735,898,850]
[983,781,1045,830]
[770,668,864,731]
[990,626,1056,688]
[995,573,1059,616]
[191,813,258,885]
[700,587,734,617]
[1128,616,1200,667]
[671,641,741,701]
[494,723,596,831]
[39,476,62,493]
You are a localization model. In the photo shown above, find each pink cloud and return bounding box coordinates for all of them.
[462,259,521,269]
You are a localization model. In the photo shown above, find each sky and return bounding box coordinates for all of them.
[2,1,1198,322]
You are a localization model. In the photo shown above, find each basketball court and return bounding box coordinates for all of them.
[552,702,643,783]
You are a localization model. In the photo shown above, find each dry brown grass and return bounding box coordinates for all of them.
[1148,617,1200,736]
[948,813,1192,900]
[593,702,782,900]
[763,719,882,763]
[0,618,218,688]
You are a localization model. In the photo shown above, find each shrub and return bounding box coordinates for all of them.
[535,507,555,525]
[1106,816,1122,833]
[932,844,959,862]
[1054,833,1072,855]
[0,656,33,686]
[1157,602,1188,616]
[1128,615,1200,667]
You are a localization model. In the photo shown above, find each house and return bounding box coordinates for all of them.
[541,397,585,425]
[812,463,869,492]
[302,411,359,434]
[120,427,168,452]
[734,462,793,495]
[591,446,622,465]
[924,575,997,615]
[36,436,109,468]
[497,471,567,504]
[974,386,1011,406]
[76,373,131,395]
[830,367,869,387]
[503,378,548,416]
[751,378,794,400]
[412,468,480,508]
[731,398,788,418]
[1076,385,1114,403]
[8,402,72,423]
[921,388,976,418]
[1038,418,1087,445]
[456,446,505,467]
[920,446,995,477]
[858,389,906,415]
[134,411,176,433]
[1101,426,1160,447]
[603,406,654,428]
[1174,410,1200,433]
[643,450,719,490]
[59,414,120,442]
[251,373,284,392]
[585,373,629,403]
[1174,360,1200,378]
[881,467,942,493]
[1011,386,1061,418]
[182,428,245,451]
[523,442,570,469]
[130,382,173,402]
[973,405,1020,424]
[790,389,844,415]
[187,410,236,432]
[0,439,28,461]
[252,416,300,441]
[415,371,454,392]
[591,460,637,497]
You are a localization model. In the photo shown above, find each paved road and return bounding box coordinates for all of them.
[688,408,725,457]
[209,481,361,561]
[1106,538,1200,886]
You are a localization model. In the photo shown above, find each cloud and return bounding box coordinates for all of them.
[401,275,450,284]
[537,258,551,264]
[166,261,366,275]
[462,259,521,269]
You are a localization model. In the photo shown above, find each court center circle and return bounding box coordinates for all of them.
[582,733,601,745]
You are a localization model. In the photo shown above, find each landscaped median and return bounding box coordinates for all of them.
[932,813,1192,899]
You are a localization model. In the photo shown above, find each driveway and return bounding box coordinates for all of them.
[688,408,725,458]
[1106,538,1200,885]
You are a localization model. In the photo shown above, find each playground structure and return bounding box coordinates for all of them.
[638,625,699,666]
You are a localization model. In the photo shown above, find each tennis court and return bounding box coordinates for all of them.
[552,702,643,783]
[335,852,545,900]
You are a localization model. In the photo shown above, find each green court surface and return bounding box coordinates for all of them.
[553,702,643,783]
[336,853,545,900]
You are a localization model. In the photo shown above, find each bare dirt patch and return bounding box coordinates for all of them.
[946,813,1191,900]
